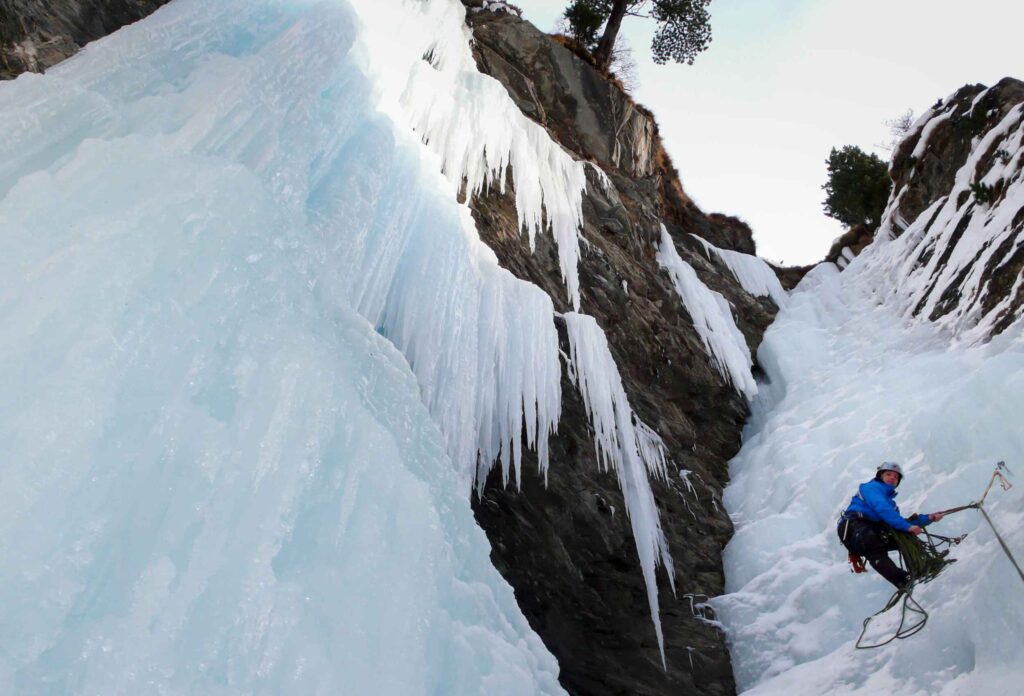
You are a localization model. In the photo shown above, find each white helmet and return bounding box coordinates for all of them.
[876,462,904,481]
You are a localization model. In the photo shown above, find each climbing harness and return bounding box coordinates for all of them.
[855,461,1018,649]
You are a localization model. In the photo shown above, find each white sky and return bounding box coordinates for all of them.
[511,0,1024,264]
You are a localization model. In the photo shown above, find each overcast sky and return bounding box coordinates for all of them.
[512,0,1024,265]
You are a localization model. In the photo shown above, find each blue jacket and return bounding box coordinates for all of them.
[842,479,931,532]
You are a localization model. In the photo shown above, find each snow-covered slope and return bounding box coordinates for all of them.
[718,262,1023,694]
[717,81,1024,694]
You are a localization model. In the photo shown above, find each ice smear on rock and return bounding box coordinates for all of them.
[657,226,758,398]
[0,0,568,692]
[691,234,789,309]
[563,312,674,664]
[716,259,1024,693]
[352,0,591,310]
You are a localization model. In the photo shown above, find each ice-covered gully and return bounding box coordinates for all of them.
[716,82,1024,695]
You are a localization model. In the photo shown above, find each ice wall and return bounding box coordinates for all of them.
[716,257,1024,693]
[0,0,568,692]
[718,82,1024,694]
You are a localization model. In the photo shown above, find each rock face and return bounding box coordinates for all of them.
[883,77,1024,338]
[1,0,170,79]
[463,6,780,695]
[792,78,1024,330]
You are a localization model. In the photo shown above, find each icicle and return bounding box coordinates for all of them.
[563,312,674,665]
[352,0,591,310]
[657,226,758,398]
[690,234,789,309]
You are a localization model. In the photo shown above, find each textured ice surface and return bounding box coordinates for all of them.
[717,258,1024,693]
[0,0,567,692]
[657,226,758,397]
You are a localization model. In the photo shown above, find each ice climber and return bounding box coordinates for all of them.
[837,463,945,589]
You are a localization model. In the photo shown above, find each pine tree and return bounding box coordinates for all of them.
[562,0,712,73]
[822,146,892,229]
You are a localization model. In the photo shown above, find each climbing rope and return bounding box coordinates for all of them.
[855,529,960,649]
[855,461,1019,649]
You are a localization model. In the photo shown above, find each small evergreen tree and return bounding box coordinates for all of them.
[822,146,892,229]
[563,0,606,48]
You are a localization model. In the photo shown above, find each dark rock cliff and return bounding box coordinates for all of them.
[1,0,170,79]
[463,6,780,695]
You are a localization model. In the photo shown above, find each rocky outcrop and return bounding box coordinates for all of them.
[876,77,1024,339]
[1,0,170,79]
[463,6,781,695]
[823,223,874,269]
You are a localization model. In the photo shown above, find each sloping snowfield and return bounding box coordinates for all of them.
[717,251,1024,693]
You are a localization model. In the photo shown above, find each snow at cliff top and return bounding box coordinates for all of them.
[717,253,1024,693]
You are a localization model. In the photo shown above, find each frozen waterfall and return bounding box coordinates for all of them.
[0,0,571,692]
[0,0,689,689]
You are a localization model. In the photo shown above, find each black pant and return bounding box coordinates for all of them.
[838,518,910,588]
